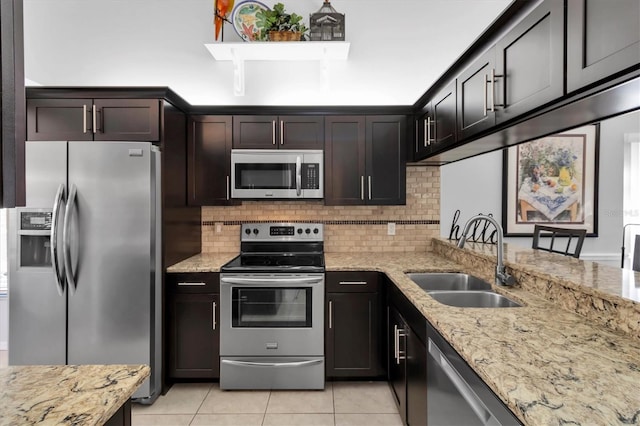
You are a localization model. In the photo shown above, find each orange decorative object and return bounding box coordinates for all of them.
[215,0,235,41]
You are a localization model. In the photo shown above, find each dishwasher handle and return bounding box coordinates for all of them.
[428,338,494,424]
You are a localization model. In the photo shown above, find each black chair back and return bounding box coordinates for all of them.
[532,225,587,258]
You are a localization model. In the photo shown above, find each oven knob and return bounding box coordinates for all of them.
[313,228,319,234]
[253,228,259,235]
[297,228,303,234]
[305,228,311,234]
[244,228,251,235]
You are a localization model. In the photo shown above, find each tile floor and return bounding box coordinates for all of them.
[132,381,403,426]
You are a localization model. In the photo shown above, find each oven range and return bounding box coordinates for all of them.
[219,223,325,390]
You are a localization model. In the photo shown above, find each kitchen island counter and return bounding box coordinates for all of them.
[0,364,150,426]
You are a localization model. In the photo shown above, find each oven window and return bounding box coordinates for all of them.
[235,163,295,189]
[232,287,312,328]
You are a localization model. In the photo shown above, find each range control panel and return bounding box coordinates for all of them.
[241,223,323,242]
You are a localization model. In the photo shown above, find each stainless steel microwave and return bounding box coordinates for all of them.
[231,149,324,199]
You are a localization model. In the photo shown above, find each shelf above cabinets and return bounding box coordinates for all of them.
[204,42,350,96]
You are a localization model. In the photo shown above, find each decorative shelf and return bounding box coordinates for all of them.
[204,42,350,96]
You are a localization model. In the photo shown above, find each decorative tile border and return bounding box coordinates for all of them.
[202,219,440,226]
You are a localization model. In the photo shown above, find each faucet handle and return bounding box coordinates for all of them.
[496,267,516,286]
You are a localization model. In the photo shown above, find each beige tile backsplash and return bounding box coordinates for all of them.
[201,166,440,253]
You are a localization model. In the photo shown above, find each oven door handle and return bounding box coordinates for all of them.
[220,277,323,285]
[221,359,323,368]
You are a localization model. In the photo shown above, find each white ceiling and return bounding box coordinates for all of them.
[23,0,512,106]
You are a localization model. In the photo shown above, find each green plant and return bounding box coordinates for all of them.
[256,3,308,40]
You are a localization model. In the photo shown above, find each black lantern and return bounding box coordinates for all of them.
[310,1,345,41]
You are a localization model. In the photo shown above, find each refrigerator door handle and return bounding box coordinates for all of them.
[63,184,78,294]
[51,183,67,296]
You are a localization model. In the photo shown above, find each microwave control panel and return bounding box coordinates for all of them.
[301,164,320,189]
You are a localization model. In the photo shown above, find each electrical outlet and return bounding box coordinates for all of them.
[215,222,223,233]
[387,222,396,236]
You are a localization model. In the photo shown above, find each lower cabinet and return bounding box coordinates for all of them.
[325,272,385,378]
[166,273,220,379]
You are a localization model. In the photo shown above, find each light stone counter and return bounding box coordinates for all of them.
[0,364,150,425]
[167,243,640,425]
[166,252,238,273]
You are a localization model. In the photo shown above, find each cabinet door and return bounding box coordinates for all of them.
[406,329,427,426]
[27,99,93,141]
[233,115,278,148]
[431,83,457,151]
[168,293,219,379]
[324,116,366,205]
[457,48,496,140]
[326,292,382,377]
[365,116,406,205]
[567,0,640,93]
[413,105,433,161]
[388,305,407,424]
[94,99,160,141]
[279,115,324,149]
[495,0,564,123]
[187,115,234,206]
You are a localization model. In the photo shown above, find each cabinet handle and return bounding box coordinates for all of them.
[483,73,489,117]
[339,281,367,285]
[398,327,406,361]
[280,120,284,145]
[423,118,428,147]
[92,105,97,134]
[272,120,276,145]
[177,282,206,286]
[426,117,433,146]
[368,176,372,200]
[226,175,230,200]
[489,68,504,112]
[360,176,365,200]
[394,324,400,364]
[212,302,217,330]
[83,105,88,133]
[328,300,333,329]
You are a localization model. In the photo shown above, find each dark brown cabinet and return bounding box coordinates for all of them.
[325,272,384,378]
[325,115,406,205]
[414,82,456,160]
[567,0,640,93]
[457,49,497,140]
[494,0,565,123]
[187,115,234,206]
[414,105,432,159]
[27,98,160,141]
[388,304,408,424]
[233,115,324,149]
[166,273,220,379]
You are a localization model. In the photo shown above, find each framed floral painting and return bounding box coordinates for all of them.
[502,124,599,236]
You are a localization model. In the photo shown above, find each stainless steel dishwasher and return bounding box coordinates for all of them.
[427,323,521,425]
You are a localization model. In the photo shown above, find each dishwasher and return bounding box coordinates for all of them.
[426,323,522,425]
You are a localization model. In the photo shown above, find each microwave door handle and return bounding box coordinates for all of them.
[296,156,302,196]
[51,183,66,296]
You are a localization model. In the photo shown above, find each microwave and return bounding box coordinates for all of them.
[231,149,324,199]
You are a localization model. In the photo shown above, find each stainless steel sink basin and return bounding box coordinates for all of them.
[407,273,492,292]
[428,291,522,308]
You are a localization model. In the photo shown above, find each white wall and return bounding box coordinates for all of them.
[0,297,7,350]
[441,110,640,264]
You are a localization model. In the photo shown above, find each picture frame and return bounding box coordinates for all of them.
[502,124,599,236]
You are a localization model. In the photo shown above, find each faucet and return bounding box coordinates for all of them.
[457,214,516,286]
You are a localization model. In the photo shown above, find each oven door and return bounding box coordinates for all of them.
[220,273,324,357]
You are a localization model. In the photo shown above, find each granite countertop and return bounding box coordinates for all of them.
[167,243,640,425]
[166,252,238,273]
[0,364,150,426]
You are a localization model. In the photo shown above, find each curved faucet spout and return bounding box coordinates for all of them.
[457,215,515,286]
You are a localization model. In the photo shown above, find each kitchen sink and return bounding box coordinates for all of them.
[428,291,522,308]
[407,273,492,292]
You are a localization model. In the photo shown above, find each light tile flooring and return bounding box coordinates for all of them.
[132,381,403,426]
[0,352,400,426]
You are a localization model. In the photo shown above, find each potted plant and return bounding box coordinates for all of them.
[256,3,308,41]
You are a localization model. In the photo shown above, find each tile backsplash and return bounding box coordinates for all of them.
[201,166,440,253]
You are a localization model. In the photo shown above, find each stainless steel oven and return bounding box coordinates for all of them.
[219,223,325,390]
[230,149,323,199]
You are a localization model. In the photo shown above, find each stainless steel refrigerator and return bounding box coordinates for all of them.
[8,141,162,404]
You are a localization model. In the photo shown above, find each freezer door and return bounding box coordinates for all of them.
[8,209,67,365]
[25,141,67,207]
[65,141,160,400]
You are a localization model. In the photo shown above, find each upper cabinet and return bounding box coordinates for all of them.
[414,82,457,160]
[457,49,497,140]
[325,115,406,206]
[187,115,235,206]
[27,98,160,141]
[493,0,564,123]
[566,0,640,93]
[233,115,324,149]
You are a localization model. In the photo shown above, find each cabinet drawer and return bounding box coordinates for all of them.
[167,272,220,293]
[326,271,380,293]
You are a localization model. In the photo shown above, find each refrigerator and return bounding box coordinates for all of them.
[8,141,162,404]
